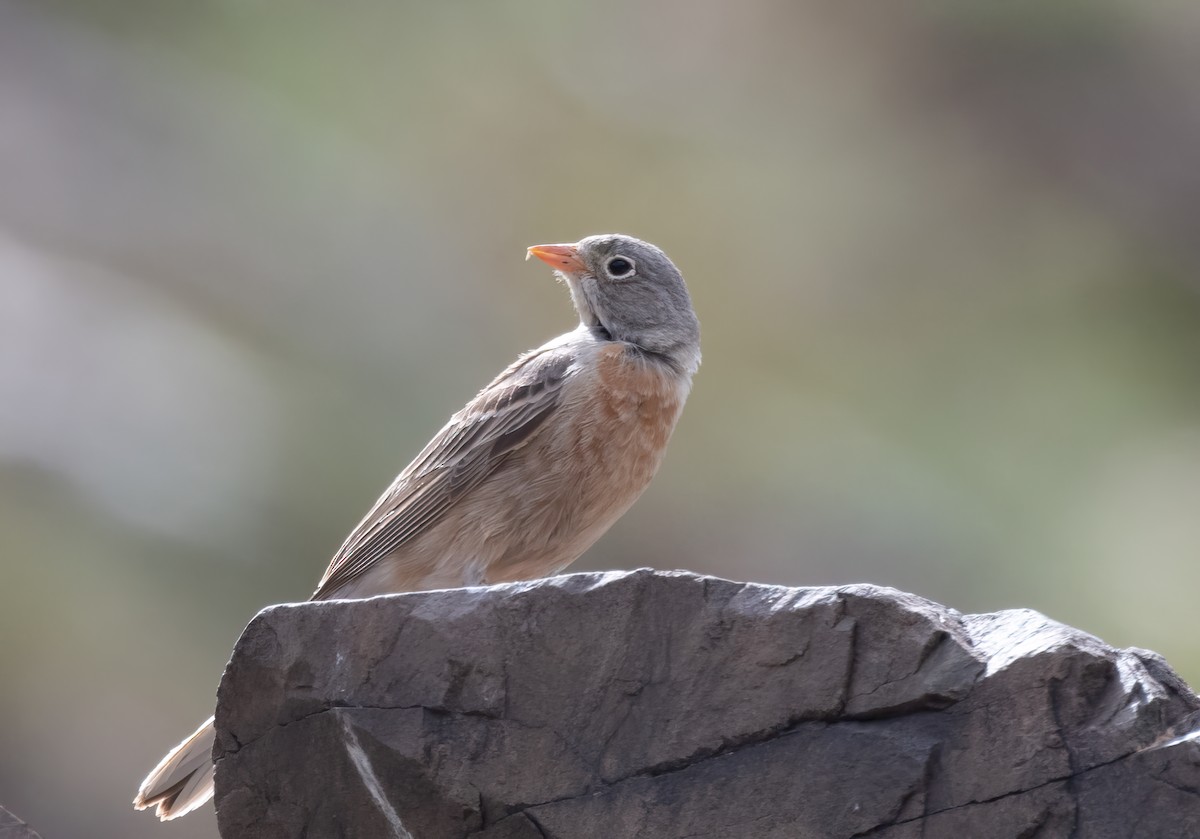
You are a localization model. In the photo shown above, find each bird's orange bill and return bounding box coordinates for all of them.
[527,244,586,273]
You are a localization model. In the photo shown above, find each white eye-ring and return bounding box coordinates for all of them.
[605,255,636,279]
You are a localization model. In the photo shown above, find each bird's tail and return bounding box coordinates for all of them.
[133,715,216,821]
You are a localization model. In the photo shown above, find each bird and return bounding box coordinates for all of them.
[133,233,701,820]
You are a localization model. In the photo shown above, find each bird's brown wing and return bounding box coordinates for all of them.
[311,346,576,600]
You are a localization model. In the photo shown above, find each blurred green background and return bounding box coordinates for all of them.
[2,1,1199,836]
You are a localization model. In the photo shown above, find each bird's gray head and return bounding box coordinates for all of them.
[527,234,701,375]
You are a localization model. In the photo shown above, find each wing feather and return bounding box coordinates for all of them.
[311,347,575,600]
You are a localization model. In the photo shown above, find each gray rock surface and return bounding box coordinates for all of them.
[213,570,1200,838]
[0,806,42,839]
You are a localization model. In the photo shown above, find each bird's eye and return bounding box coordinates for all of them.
[606,256,635,278]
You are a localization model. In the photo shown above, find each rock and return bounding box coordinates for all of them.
[0,806,42,839]
[212,570,1200,838]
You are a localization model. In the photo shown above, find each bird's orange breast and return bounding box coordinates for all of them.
[477,343,689,583]
[586,343,687,479]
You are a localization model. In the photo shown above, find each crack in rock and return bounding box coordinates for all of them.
[848,739,1159,837]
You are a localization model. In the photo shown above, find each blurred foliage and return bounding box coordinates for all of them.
[2,1,1199,837]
